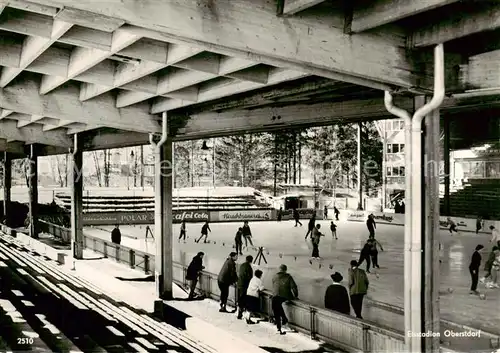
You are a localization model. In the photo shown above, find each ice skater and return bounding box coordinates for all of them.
[178,219,187,242]
[330,221,338,239]
[366,214,376,237]
[277,207,283,222]
[480,245,498,284]
[334,206,340,221]
[358,240,372,273]
[195,221,211,243]
[304,215,316,239]
[293,208,302,227]
[235,227,243,255]
[469,244,484,295]
[310,224,324,260]
[368,236,384,269]
[242,221,254,248]
[324,205,328,219]
[490,225,500,244]
[447,217,458,234]
[476,217,482,234]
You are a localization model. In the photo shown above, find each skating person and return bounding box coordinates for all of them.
[469,245,484,295]
[330,221,338,239]
[447,217,458,234]
[178,219,187,242]
[195,221,211,243]
[476,217,482,234]
[489,250,500,288]
[334,206,340,221]
[490,225,500,244]
[277,207,283,222]
[358,240,372,273]
[293,208,302,227]
[217,252,238,312]
[304,215,316,239]
[242,221,254,248]
[324,205,328,219]
[481,246,498,283]
[310,224,324,260]
[245,269,264,324]
[186,252,205,300]
[324,272,350,315]
[237,255,253,320]
[272,264,298,335]
[368,236,384,269]
[235,227,244,255]
[366,214,376,237]
[111,224,121,245]
[348,260,369,319]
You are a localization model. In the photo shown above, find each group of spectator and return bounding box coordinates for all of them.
[185,250,371,334]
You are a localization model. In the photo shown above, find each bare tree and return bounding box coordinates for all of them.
[92,151,103,187]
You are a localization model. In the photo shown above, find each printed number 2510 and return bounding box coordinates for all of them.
[18,337,34,345]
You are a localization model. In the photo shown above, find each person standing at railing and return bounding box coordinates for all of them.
[242,221,254,248]
[217,252,238,313]
[324,272,350,315]
[237,255,253,320]
[111,224,121,245]
[245,269,264,324]
[195,221,211,244]
[348,260,369,319]
[235,228,243,256]
[271,264,298,335]
[178,220,187,243]
[186,252,205,300]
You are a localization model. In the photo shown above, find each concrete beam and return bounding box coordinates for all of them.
[0,120,71,147]
[352,0,459,33]
[283,0,326,16]
[24,0,416,90]
[411,4,500,48]
[0,76,160,133]
[0,139,24,154]
[0,0,58,16]
[82,129,149,150]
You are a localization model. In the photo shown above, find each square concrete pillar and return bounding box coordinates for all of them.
[71,136,84,259]
[28,145,39,239]
[2,152,12,227]
[154,138,173,300]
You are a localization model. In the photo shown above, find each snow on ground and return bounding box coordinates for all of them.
[89,219,500,339]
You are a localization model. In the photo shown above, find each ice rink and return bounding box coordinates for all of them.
[85,218,500,343]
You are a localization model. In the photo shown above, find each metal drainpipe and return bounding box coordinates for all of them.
[70,133,78,270]
[384,43,445,352]
[384,92,412,350]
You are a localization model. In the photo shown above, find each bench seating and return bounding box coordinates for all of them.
[0,232,217,353]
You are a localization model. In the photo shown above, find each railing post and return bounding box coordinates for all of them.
[93,238,96,251]
[103,243,108,258]
[362,324,370,353]
[144,254,150,274]
[115,244,119,262]
[129,249,135,268]
[309,307,317,340]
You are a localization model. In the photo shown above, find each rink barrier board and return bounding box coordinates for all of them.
[345,211,500,234]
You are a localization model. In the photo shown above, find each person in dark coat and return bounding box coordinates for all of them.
[178,220,187,242]
[111,225,121,245]
[368,236,384,269]
[217,252,238,312]
[476,217,482,234]
[334,206,340,221]
[358,240,372,273]
[277,207,283,222]
[469,244,484,294]
[271,264,298,334]
[234,227,243,255]
[237,255,254,319]
[186,252,205,299]
[323,205,328,219]
[366,214,376,237]
[242,221,254,248]
[324,272,350,315]
[304,215,316,239]
[196,221,211,243]
[293,208,302,227]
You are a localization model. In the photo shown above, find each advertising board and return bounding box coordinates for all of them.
[82,209,209,225]
[211,209,273,222]
[280,208,317,220]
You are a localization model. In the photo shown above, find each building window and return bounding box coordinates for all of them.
[387,166,405,176]
[386,119,404,131]
[387,143,404,154]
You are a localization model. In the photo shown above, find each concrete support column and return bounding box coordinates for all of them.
[155,137,173,300]
[357,122,363,210]
[2,152,12,227]
[71,135,84,259]
[28,145,39,239]
[443,116,451,216]
[423,109,441,351]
